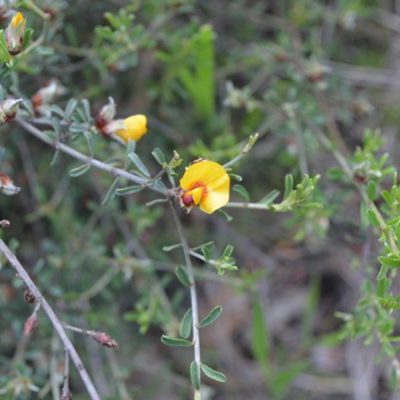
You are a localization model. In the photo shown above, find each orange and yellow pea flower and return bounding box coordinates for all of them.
[115,114,147,143]
[179,160,230,214]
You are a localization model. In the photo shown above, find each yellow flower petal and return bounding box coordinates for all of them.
[180,160,226,189]
[186,186,203,205]
[11,12,25,29]
[179,160,230,214]
[115,114,147,143]
[199,175,230,214]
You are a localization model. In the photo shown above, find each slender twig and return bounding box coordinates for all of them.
[25,0,51,20]
[225,201,272,210]
[61,349,71,400]
[63,323,118,348]
[16,117,165,195]
[0,239,101,400]
[223,133,259,169]
[168,200,202,400]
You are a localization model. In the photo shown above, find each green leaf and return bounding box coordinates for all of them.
[190,361,201,390]
[179,308,192,339]
[115,185,144,196]
[327,167,345,181]
[198,305,222,328]
[258,189,280,206]
[83,131,94,156]
[128,152,150,177]
[81,99,91,121]
[175,266,192,287]
[284,174,294,199]
[232,184,250,201]
[0,31,11,63]
[22,27,34,50]
[379,255,400,268]
[127,139,136,154]
[152,148,166,166]
[162,243,181,252]
[217,208,233,222]
[252,296,269,375]
[200,241,214,261]
[102,177,120,205]
[200,363,227,383]
[222,245,234,258]
[367,181,377,200]
[376,278,390,297]
[270,361,308,399]
[229,173,243,182]
[367,209,380,227]
[161,335,192,347]
[69,163,90,177]
[65,98,78,119]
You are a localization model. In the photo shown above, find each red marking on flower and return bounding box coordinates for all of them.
[181,193,194,207]
[189,181,208,197]
[94,115,111,137]
[180,181,208,208]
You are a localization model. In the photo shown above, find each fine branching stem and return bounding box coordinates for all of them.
[16,117,165,195]
[168,200,202,400]
[0,239,101,400]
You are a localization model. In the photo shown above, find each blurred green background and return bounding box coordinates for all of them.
[1,0,400,399]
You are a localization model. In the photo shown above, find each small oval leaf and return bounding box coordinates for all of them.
[258,189,280,206]
[65,98,78,119]
[69,163,90,177]
[175,266,192,287]
[152,148,166,165]
[198,305,222,328]
[179,308,192,339]
[201,363,227,383]
[128,152,150,177]
[161,335,193,347]
[284,174,293,199]
[232,184,250,201]
[115,185,144,196]
[102,177,120,205]
[190,361,201,390]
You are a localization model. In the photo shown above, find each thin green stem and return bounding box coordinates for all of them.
[226,201,272,210]
[24,0,51,20]
[169,200,202,400]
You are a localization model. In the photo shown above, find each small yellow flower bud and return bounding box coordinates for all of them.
[115,114,148,143]
[11,12,25,28]
[5,12,26,55]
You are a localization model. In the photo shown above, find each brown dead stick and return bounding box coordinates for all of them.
[0,239,101,400]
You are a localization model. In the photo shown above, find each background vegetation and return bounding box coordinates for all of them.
[2,0,400,399]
